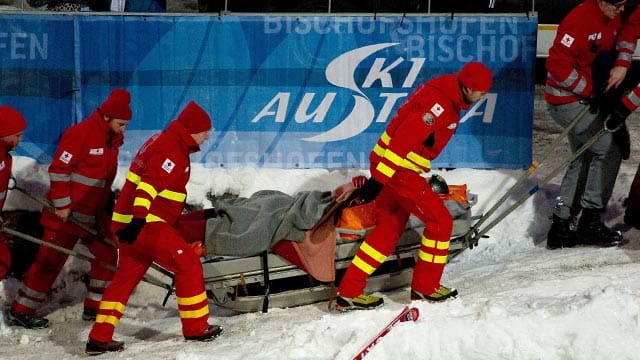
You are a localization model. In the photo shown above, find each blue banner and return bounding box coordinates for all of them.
[0,14,537,169]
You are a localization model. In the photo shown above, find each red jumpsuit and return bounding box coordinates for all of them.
[545,0,620,105]
[0,140,14,280]
[338,73,469,297]
[89,120,210,342]
[12,110,121,315]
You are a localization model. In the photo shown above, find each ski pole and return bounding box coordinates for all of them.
[7,178,176,280]
[0,224,173,293]
[465,104,590,243]
[7,178,117,247]
[469,126,610,245]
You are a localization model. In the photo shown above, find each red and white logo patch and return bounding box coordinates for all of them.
[430,103,444,117]
[161,158,175,174]
[59,151,73,164]
[561,33,574,48]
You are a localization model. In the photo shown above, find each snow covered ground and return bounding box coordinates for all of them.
[1,85,640,359]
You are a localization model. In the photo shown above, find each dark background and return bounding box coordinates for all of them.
[194,0,640,87]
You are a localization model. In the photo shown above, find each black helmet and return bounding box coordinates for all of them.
[429,174,449,195]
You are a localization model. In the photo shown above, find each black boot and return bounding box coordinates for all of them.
[576,208,624,247]
[82,308,97,321]
[624,206,640,229]
[6,309,49,329]
[546,215,576,249]
[184,324,223,342]
[85,339,124,355]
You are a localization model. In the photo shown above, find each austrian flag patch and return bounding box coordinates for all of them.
[161,158,176,174]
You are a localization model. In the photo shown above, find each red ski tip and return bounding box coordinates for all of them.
[408,307,419,321]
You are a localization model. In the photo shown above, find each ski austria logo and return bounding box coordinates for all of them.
[302,43,395,142]
[251,42,496,143]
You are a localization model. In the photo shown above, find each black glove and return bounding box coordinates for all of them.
[355,177,383,203]
[115,218,146,244]
[613,123,631,160]
[606,100,631,131]
[106,190,116,214]
[581,96,602,115]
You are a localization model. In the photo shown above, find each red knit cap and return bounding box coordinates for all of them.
[100,88,132,120]
[459,62,493,92]
[177,101,212,134]
[0,105,27,138]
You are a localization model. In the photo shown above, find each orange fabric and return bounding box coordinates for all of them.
[335,200,376,240]
[439,184,468,203]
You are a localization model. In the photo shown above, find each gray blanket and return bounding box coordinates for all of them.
[204,190,334,257]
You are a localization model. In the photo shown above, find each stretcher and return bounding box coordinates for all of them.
[190,181,477,313]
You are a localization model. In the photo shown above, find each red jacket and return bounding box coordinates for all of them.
[111,120,198,232]
[0,140,13,212]
[369,73,469,184]
[41,110,122,235]
[545,0,621,105]
[615,7,640,112]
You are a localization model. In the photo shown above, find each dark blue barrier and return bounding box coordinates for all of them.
[0,13,537,169]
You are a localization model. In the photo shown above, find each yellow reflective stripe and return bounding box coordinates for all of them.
[434,255,448,264]
[376,162,395,178]
[360,242,387,263]
[112,212,133,223]
[384,149,422,173]
[146,213,166,223]
[380,131,390,145]
[158,189,186,202]
[372,143,386,157]
[406,151,431,169]
[179,305,210,319]
[418,250,448,264]
[352,255,376,275]
[421,236,450,250]
[383,149,404,166]
[177,292,207,306]
[133,197,151,210]
[418,250,433,263]
[95,314,120,326]
[137,181,158,198]
[99,301,126,313]
[126,170,141,185]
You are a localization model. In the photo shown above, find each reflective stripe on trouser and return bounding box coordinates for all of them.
[12,226,116,315]
[338,172,453,297]
[89,222,209,343]
[547,102,622,218]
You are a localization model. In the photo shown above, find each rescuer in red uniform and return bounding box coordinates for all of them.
[335,61,493,310]
[0,105,27,281]
[85,101,222,355]
[602,4,640,229]
[8,89,132,329]
[544,0,627,250]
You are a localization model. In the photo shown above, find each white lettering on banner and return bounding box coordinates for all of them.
[265,18,536,64]
[264,16,520,36]
[250,43,498,142]
[0,32,47,60]
[205,151,369,169]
